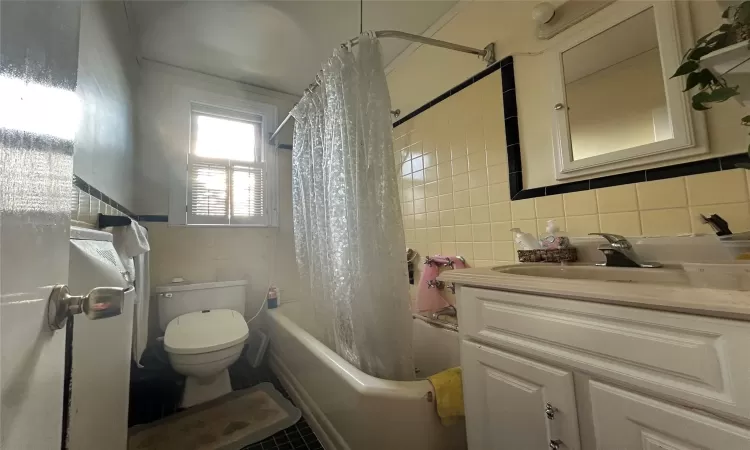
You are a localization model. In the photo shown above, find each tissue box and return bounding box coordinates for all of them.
[517,248,578,263]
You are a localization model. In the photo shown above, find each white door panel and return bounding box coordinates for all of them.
[0,1,82,448]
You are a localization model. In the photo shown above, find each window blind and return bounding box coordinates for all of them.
[231,165,264,218]
[189,161,229,219]
[186,108,268,226]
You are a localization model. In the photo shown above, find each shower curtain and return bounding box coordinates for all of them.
[291,33,414,381]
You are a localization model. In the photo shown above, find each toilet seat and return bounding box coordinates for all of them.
[164,309,248,355]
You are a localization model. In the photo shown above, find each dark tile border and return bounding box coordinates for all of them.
[73,175,136,217]
[392,53,750,201]
[138,215,169,222]
[393,58,506,128]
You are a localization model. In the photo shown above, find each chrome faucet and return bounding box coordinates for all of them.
[589,233,661,268]
[432,305,457,320]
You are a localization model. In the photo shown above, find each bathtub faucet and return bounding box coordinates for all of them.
[431,305,457,320]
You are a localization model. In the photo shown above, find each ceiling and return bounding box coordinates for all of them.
[131,0,458,95]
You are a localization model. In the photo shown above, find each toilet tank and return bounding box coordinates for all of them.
[156,280,247,331]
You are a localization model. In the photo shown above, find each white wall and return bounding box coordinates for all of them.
[386,1,748,189]
[135,60,296,215]
[134,61,302,330]
[75,2,138,210]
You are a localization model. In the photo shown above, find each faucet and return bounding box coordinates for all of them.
[432,305,457,320]
[589,233,661,268]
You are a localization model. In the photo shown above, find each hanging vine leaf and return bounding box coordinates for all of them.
[698,69,718,89]
[706,86,739,102]
[683,72,701,91]
[722,6,731,19]
[691,100,711,111]
[742,115,750,125]
[683,69,718,92]
[687,46,715,61]
[692,90,713,104]
[706,32,729,47]
[739,2,750,23]
[671,60,699,78]
[696,30,716,44]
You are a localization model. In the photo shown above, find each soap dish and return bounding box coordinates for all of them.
[518,248,578,263]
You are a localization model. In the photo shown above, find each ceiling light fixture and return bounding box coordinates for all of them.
[532,2,556,25]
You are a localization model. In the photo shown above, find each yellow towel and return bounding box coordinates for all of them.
[427,367,464,426]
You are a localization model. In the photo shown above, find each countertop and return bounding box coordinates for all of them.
[439,265,750,322]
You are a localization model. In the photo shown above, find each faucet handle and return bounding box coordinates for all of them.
[589,232,631,248]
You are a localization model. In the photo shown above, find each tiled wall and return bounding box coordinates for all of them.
[70,178,133,226]
[394,72,750,300]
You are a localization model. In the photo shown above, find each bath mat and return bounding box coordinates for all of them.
[128,383,301,450]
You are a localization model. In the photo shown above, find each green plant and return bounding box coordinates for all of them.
[671,1,750,165]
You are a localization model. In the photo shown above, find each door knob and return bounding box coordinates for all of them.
[47,285,132,330]
[545,403,558,420]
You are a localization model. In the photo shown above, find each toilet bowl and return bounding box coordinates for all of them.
[156,281,249,408]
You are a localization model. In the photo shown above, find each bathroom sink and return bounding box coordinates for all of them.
[492,264,690,287]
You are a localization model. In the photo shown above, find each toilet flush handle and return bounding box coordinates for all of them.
[47,285,133,331]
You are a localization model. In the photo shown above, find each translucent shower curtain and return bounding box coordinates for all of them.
[291,33,414,381]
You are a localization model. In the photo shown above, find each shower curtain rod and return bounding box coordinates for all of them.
[268,30,496,144]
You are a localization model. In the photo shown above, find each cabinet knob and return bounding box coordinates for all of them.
[549,439,563,450]
[554,103,565,110]
[545,403,558,420]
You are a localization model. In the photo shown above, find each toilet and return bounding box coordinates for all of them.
[156,280,249,408]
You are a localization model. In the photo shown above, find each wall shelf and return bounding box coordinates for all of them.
[701,40,750,106]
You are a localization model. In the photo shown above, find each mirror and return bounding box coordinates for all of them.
[550,1,705,181]
[563,8,670,161]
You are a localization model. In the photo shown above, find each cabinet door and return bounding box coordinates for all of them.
[461,340,581,450]
[588,381,750,449]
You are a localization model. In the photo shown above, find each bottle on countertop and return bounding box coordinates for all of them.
[511,228,542,250]
[267,287,279,309]
[540,219,570,249]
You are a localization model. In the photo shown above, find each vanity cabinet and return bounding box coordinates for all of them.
[462,341,580,450]
[457,286,750,450]
[587,381,750,449]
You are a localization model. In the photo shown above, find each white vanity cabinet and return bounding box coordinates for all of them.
[456,286,750,450]
[587,381,750,449]
[461,341,581,450]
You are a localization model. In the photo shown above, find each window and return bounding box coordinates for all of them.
[186,103,276,226]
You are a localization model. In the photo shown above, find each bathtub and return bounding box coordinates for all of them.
[266,303,466,450]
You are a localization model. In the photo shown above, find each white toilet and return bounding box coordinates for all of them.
[156,280,249,408]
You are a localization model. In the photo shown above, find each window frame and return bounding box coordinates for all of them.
[183,101,278,227]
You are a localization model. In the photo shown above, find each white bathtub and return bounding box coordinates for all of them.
[266,303,466,450]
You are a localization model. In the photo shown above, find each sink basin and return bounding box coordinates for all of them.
[493,264,690,287]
